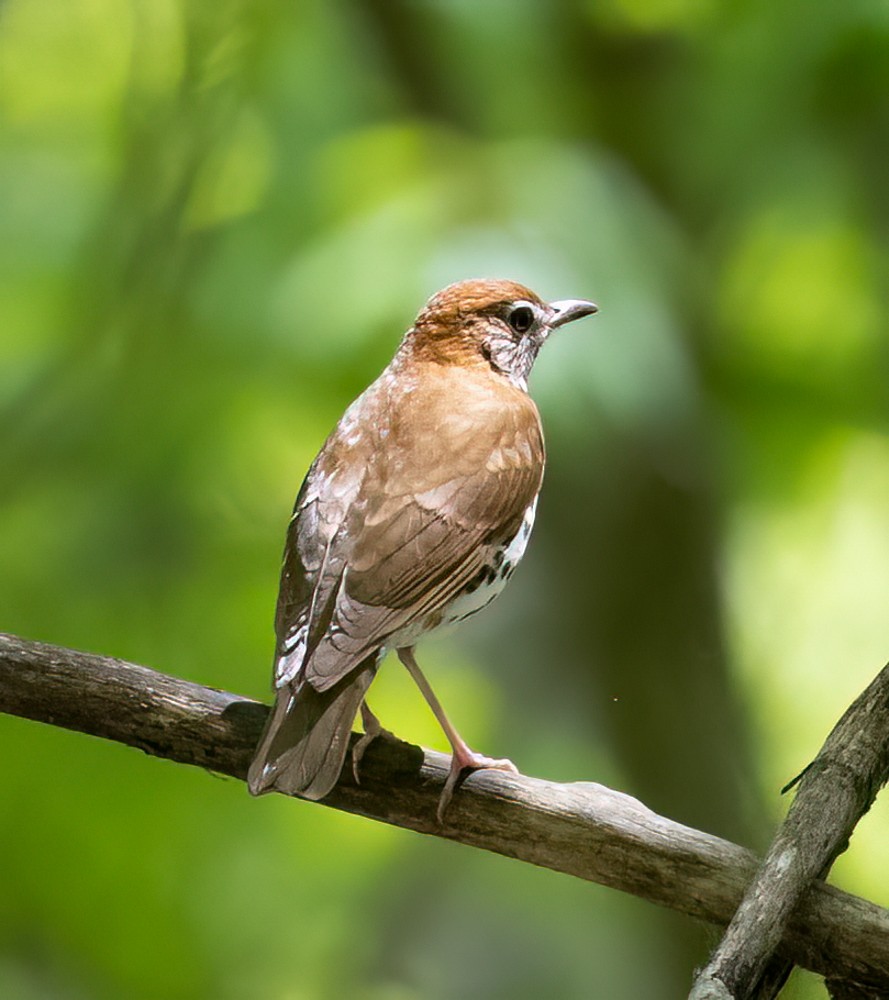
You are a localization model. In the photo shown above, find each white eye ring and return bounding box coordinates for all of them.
[507,302,535,335]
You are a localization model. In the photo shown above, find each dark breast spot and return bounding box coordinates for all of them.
[463,562,499,594]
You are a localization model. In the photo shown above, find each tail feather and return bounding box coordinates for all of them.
[248,657,377,800]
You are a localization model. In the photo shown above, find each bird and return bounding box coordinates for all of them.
[248,278,597,820]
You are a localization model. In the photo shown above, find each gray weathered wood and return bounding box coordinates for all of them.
[689,664,889,999]
[2,631,889,988]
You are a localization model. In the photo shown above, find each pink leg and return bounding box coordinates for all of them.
[351,700,394,783]
[397,646,517,821]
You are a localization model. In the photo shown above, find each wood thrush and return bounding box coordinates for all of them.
[248,279,597,819]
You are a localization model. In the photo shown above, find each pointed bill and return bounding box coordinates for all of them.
[548,299,598,328]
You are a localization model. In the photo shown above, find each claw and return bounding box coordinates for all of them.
[351,701,394,784]
[436,750,519,823]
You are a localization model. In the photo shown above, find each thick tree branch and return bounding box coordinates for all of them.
[690,664,889,1000]
[2,632,889,988]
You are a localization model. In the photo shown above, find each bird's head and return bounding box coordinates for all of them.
[405,279,598,389]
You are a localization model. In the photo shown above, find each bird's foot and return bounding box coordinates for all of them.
[351,702,395,784]
[437,749,519,824]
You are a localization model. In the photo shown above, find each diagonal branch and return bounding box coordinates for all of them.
[2,631,889,988]
[690,663,889,1000]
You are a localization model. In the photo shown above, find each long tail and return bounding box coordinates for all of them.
[247,656,377,800]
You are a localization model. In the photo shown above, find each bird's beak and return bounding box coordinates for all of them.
[548,298,599,328]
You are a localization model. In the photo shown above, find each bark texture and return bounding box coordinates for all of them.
[2,632,889,990]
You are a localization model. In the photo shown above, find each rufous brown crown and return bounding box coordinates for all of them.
[403,278,542,371]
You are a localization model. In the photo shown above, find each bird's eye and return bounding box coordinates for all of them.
[507,305,535,335]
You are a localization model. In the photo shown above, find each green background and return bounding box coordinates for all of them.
[2,1,888,997]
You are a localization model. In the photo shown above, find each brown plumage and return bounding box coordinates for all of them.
[248,279,597,818]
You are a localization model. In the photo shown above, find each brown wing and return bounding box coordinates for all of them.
[271,416,365,689]
[299,364,545,691]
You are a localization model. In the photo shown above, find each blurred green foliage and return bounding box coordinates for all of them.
[2,1,888,997]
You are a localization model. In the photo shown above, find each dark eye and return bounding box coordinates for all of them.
[508,305,535,334]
